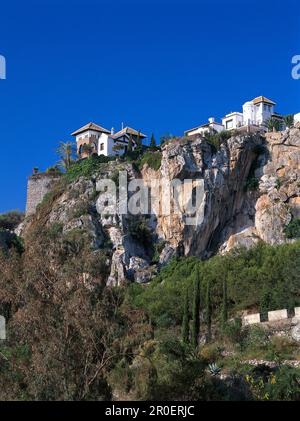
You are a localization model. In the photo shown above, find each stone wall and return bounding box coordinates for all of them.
[243,313,261,325]
[268,309,288,322]
[243,307,300,325]
[26,173,61,216]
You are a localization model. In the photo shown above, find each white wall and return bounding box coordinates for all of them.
[186,123,224,136]
[243,101,255,125]
[254,103,274,125]
[222,113,243,130]
[294,113,300,123]
[98,133,127,156]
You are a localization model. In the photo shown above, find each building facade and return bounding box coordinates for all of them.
[186,96,284,136]
[72,122,146,158]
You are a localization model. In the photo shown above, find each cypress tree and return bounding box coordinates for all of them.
[127,134,133,153]
[191,266,200,348]
[222,277,228,331]
[181,287,190,344]
[206,280,212,342]
[150,133,156,150]
[135,131,142,153]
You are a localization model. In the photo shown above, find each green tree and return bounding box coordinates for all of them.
[206,280,212,342]
[263,117,283,132]
[150,133,156,150]
[57,141,76,171]
[127,134,133,153]
[181,287,190,344]
[222,277,228,330]
[283,114,294,129]
[191,267,201,348]
[134,131,143,156]
[0,210,24,231]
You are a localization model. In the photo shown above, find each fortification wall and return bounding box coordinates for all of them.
[26,173,61,216]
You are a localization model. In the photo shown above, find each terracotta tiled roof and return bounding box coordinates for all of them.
[252,96,276,105]
[114,127,147,139]
[71,122,110,136]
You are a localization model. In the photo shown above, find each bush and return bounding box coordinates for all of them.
[0,230,24,253]
[223,317,245,348]
[199,344,222,364]
[245,177,259,191]
[127,217,153,248]
[64,155,115,183]
[284,218,300,239]
[138,151,162,171]
[242,325,269,353]
[125,241,300,332]
[204,130,231,152]
[0,210,24,231]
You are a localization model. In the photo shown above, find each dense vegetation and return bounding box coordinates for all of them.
[1,228,300,400]
[127,241,300,329]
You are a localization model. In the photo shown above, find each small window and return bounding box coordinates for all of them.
[100,143,104,151]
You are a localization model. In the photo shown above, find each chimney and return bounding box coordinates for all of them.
[111,127,115,135]
[208,117,215,124]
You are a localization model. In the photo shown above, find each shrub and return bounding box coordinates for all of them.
[199,344,222,364]
[284,218,300,239]
[245,177,259,191]
[138,152,162,171]
[242,325,269,352]
[152,241,166,264]
[64,155,115,183]
[0,210,24,231]
[45,166,62,176]
[71,201,91,218]
[127,217,153,248]
[223,317,245,349]
[0,230,24,254]
[204,130,231,152]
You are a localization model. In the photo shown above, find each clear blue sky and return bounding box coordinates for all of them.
[0,0,299,213]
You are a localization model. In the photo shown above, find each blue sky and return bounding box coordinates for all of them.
[0,0,299,213]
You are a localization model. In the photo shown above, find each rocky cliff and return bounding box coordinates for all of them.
[20,126,300,286]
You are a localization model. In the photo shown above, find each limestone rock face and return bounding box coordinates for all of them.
[142,133,263,258]
[20,127,300,285]
[254,129,300,245]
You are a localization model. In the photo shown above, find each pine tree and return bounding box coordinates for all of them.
[181,287,190,344]
[206,280,212,342]
[222,277,228,331]
[191,266,200,348]
[150,133,156,150]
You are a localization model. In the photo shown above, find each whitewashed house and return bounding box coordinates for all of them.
[72,122,146,158]
[222,96,282,130]
[184,117,224,136]
[294,112,300,124]
[222,112,244,130]
[185,96,284,136]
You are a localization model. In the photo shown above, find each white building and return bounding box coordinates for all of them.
[71,122,146,158]
[185,96,283,136]
[222,96,281,130]
[222,112,244,130]
[294,112,300,124]
[242,96,275,126]
[184,117,224,136]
